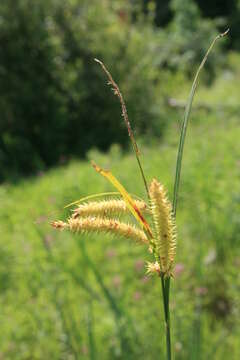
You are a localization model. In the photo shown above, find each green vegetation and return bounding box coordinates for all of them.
[1,1,240,358]
[0,0,227,180]
[0,0,164,179]
[1,88,240,358]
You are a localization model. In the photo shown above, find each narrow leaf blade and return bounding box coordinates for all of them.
[92,162,152,236]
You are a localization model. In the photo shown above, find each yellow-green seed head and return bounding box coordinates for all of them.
[149,179,177,276]
[72,199,148,219]
[52,217,148,245]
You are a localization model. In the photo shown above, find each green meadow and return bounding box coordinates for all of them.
[1,62,240,358]
[1,1,240,356]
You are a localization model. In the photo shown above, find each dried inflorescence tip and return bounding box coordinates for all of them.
[94,58,139,155]
[52,216,149,245]
[72,199,148,219]
[51,220,67,230]
[149,179,177,276]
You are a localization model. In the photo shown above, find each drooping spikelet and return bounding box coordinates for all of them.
[149,179,177,276]
[146,261,161,275]
[52,217,148,244]
[72,199,148,219]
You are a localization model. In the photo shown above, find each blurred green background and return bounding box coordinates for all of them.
[1,0,240,359]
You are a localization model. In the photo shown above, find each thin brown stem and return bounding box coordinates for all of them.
[94,58,149,198]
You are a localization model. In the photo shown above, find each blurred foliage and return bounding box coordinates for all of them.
[145,0,240,49]
[0,0,230,181]
[142,0,224,79]
[169,0,222,77]
[0,0,163,180]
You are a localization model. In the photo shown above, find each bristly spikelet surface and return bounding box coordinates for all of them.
[72,199,148,219]
[149,179,177,276]
[52,217,148,244]
[146,261,161,275]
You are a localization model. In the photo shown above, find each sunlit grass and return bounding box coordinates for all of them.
[0,110,240,358]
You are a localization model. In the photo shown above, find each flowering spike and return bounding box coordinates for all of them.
[52,217,149,245]
[72,199,149,218]
[149,179,177,276]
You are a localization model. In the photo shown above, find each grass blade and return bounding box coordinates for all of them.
[162,30,229,360]
[172,29,229,217]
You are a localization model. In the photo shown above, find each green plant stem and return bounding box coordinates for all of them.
[161,276,171,360]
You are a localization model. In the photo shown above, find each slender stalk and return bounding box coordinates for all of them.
[164,278,171,360]
[161,276,171,360]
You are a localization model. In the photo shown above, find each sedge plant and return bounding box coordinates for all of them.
[51,30,228,360]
